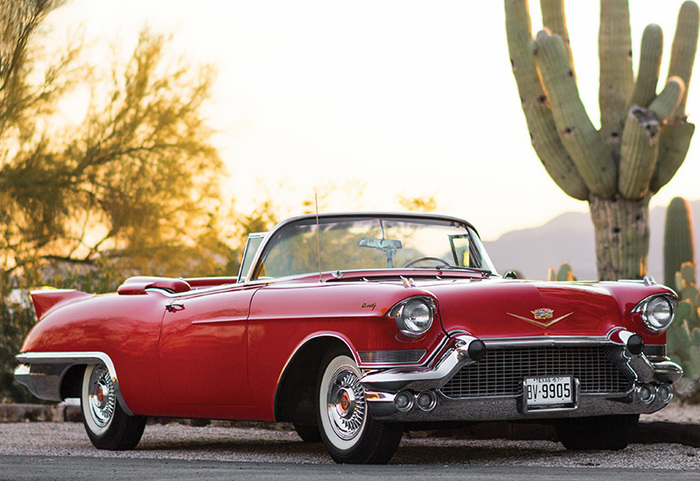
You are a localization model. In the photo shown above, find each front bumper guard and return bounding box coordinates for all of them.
[360,333,683,422]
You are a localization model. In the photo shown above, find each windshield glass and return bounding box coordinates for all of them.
[252,216,497,280]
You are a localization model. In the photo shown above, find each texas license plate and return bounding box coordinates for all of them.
[523,376,574,407]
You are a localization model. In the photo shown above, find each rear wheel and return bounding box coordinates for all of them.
[81,364,146,450]
[555,414,639,450]
[316,349,402,464]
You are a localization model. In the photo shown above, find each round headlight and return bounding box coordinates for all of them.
[393,298,434,336]
[634,294,676,333]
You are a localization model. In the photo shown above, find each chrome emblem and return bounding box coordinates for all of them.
[532,308,554,320]
[507,308,573,329]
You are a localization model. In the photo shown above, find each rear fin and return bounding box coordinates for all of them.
[30,289,94,320]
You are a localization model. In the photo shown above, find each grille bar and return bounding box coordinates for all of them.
[440,345,632,399]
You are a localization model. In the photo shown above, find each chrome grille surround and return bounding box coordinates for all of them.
[440,344,633,399]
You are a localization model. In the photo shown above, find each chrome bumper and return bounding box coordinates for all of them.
[14,351,134,416]
[360,333,683,422]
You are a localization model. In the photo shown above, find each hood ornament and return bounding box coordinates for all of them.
[507,308,573,329]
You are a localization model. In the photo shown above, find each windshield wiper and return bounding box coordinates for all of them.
[419,265,494,277]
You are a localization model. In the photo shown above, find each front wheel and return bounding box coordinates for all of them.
[555,414,639,450]
[81,364,146,450]
[316,349,403,464]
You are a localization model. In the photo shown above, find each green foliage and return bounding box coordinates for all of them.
[397,194,438,213]
[547,262,577,282]
[505,0,699,280]
[0,2,238,402]
[0,297,41,403]
[0,13,228,292]
[664,197,695,288]
[666,262,700,382]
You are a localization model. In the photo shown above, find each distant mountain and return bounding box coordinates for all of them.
[483,200,700,282]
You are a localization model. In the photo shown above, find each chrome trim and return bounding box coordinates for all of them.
[360,334,482,392]
[357,349,427,365]
[361,333,683,423]
[14,351,134,416]
[632,293,678,333]
[366,387,675,422]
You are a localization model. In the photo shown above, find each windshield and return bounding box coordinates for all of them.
[252,215,497,280]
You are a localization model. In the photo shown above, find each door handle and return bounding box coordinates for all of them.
[166,303,184,312]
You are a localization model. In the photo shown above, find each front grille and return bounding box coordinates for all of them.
[440,345,632,399]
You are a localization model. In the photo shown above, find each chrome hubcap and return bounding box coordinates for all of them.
[88,365,115,428]
[326,366,366,441]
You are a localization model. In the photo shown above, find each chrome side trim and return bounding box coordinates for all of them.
[14,352,134,416]
[357,349,427,365]
[360,334,482,392]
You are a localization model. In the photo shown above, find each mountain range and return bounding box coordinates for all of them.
[483,199,700,282]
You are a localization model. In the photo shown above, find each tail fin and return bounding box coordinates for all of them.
[30,289,93,320]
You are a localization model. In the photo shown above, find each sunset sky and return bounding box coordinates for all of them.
[44,0,700,241]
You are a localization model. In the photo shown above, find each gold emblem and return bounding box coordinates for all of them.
[507,308,573,329]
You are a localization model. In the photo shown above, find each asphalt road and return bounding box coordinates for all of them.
[1,455,700,481]
[1,422,699,480]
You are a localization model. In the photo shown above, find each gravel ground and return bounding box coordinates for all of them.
[0,403,698,468]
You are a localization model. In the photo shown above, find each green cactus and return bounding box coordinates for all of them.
[667,262,700,380]
[547,262,577,282]
[664,197,695,288]
[505,0,699,281]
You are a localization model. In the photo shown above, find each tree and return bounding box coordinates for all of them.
[505,0,699,280]
[0,1,228,293]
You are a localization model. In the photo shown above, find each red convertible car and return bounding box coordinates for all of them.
[15,213,682,463]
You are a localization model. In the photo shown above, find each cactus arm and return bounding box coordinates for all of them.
[629,24,663,109]
[540,0,574,78]
[650,122,695,193]
[668,1,700,118]
[599,0,634,142]
[663,198,695,288]
[534,30,616,198]
[618,107,660,200]
[505,0,589,200]
[649,77,685,121]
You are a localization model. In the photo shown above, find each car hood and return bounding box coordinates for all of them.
[426,279,622,339]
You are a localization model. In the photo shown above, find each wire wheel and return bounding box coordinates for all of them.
[326,365,366,441]
[84,364,116,434]
[80,363,146,450]
[317,349,403,464]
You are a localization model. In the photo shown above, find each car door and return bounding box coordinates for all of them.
[158,286,258,406]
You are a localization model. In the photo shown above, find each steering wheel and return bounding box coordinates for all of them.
[403,256,450,268]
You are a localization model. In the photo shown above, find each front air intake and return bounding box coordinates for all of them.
[440,345,632,399]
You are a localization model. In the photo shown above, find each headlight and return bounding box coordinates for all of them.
[633,294,677,333]
[391,297,435,336]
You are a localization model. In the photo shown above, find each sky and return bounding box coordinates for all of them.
[43,0,700,241]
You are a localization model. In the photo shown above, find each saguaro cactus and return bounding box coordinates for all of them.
[505,0,699,280]
[663,197,695,287]
[666,262,700,382]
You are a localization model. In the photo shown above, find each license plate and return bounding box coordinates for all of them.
[524,376,574,407]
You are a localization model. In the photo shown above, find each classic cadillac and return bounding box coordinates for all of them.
[15,212,682,464]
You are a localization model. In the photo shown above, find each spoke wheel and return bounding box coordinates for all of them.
[317,349,402,464]
[84,364,116,434]
[81,364,146,450]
